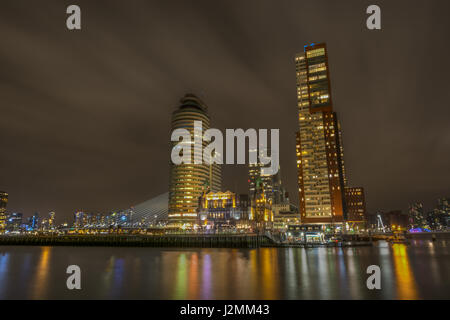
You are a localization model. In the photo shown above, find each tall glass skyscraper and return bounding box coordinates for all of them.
[168,94,221,226]
[295,43,346,225]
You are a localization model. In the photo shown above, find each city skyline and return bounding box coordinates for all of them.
[1,1,450,221]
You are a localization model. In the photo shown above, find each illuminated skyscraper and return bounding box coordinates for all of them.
[0,191,8,233]
[295,43,346,225]
[248,144,286,205]
[168,94,221,226]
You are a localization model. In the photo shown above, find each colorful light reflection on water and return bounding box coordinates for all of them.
[0,241,448,299]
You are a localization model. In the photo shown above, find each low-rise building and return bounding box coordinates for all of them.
[272,203,299,231]
[198,191,250,229]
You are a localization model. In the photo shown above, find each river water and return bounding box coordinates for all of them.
[0,240,449,299]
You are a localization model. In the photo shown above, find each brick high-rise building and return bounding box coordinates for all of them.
[344,187,366,223]
[294,43,346,225]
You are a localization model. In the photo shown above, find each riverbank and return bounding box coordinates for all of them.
[0,234,375,248]
[3,232,446,248]
[406,231,450,240]
[0,234,275,248]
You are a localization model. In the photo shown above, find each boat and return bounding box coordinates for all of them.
[388,233,409,244]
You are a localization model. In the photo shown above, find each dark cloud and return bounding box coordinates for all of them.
[1,0,449,221]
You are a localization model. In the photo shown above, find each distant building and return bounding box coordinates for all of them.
[0,191,8,233]
[28,212,39,231]
[408,202,425,228]
[48,211,56,229]
[426,198,450,230]
[6,212,22,233]
[73,211,84,228]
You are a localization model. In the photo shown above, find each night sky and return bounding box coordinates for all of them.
[1,0,449,222]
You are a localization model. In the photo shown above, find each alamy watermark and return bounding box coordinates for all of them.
[171,121,279,175]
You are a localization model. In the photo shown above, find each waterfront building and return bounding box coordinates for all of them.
[197,191,250,229]
[287,224,326,243]
[168,94,221,227]
[294,43,347,226]
[272,203,300,231]
[0,191,7,234]
[344,187,367,231]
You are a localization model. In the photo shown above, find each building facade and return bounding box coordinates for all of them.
[295,43,346,225]
[168,94,221,226]
[272,203,300,231]
[198,191,249,229]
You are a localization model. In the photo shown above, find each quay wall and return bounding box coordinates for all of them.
[0,234,276,248]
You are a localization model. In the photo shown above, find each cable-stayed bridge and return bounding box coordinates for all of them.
[130,192,168,226]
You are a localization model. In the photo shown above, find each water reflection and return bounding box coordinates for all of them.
[392,244,418,300]
[0,252,10,298]
[102,256,115,296]
[174,253,187,299]
[32,246,51,299]
[201,254,212,299]
[260,248,278,299]
[0,241,448,299]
